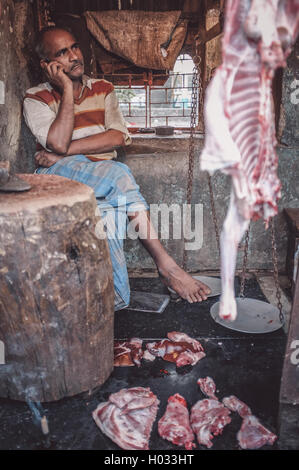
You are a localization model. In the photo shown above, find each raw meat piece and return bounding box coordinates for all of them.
[108,387,157,412]
[92,387,159,450]
[245,0,299,67]
[146,331,205,367]
[175,350,206,367]
[200,0,299,321]
[167,331,203,351]
[190,399,231,448]
[114,338,143,367]
[222,395,252,418]
[222,395,277,448]
[237,414,277,449]
[142,349,156,362]
[114,342,132,366]
[158,393,196,450]
[197,377,218,400]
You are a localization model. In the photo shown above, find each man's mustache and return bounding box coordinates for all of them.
[71,61,84,70]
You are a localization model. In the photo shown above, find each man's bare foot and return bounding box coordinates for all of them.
[157,259,211,303]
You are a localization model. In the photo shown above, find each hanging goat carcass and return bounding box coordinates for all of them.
[200,0,299,321]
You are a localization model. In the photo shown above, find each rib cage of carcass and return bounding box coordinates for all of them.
[200,0,299,321]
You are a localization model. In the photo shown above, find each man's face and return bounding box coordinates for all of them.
[41,29,84,80]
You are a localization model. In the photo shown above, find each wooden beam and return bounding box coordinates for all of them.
[183,0,204,14]
[195,21,222,44]
[279,264,299,405]
[278,265,299,448]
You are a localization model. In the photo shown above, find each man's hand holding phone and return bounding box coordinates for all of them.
[41,59,74,154]
[42,60,72,91]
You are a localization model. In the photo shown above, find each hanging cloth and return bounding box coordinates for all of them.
[84,10,188,71]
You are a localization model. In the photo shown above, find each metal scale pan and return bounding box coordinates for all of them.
[167,275,222,298]
[210,297,285,334]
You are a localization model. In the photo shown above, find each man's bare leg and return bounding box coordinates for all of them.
[128,210,211,303]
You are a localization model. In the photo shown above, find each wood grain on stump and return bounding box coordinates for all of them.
[0,174,115,402]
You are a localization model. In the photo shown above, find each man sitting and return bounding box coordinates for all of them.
[23,26,210,311]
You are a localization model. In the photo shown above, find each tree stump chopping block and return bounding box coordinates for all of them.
[0,174,115,402]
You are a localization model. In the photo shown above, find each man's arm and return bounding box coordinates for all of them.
[65,128,125,156]
[44,62,75,154]
[35,128,125,167]
[65,89,128,156]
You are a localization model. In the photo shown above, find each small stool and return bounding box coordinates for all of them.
[0,174,114,402]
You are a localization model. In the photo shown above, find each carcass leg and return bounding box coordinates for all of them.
[219,189,249,321]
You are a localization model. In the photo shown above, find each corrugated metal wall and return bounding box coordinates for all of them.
[54,0,187,16]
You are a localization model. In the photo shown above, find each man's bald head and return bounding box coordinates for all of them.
[36,27,84,82]
[35,26,75,60]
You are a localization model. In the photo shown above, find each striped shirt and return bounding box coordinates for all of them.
[23,75,131,161]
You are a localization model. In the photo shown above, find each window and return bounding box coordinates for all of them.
[112,54,197,130]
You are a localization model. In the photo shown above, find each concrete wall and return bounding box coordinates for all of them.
[278,38,299,147]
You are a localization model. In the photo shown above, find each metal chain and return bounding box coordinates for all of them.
[239,225,251,298]
[207,175,221,256]
[183,42,221,270]
[182,51,201,271]
[270,217,284,323]
[203,65,220,257]
[186,62,199,207]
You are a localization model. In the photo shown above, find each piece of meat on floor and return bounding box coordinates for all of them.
[190,399,231,448]
[145,331,205,367]
[197,377,218,400]
[222,395,252,418]
[142,349,156,362]
[237,415,277,449]
[222,395,277,449]
[167,331,203,351]
[114,338,143,367]
[92,387,159,450]
[158,393,196,450]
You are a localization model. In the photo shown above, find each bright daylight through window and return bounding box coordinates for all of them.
[115,54,196,130]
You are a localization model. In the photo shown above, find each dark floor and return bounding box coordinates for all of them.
[0,277,287,450]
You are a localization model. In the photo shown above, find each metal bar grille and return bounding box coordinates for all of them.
[99,55,198,130]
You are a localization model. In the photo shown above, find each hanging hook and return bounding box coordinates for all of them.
[192,39,202,68]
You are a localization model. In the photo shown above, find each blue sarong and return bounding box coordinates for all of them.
[36,155,149,310]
